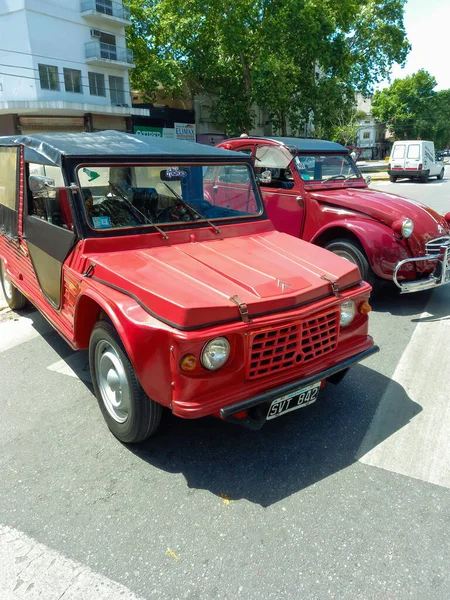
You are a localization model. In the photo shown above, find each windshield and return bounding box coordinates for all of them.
[294,154,362,183]
[77,163,262,231]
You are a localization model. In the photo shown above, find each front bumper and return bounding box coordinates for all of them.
[219,345,380,428]
[393,246,450,293]
[388,169,429,179]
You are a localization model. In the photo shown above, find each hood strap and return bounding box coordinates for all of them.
[83,262,96,278]
[321,274,340,297]
[230,295,250,323]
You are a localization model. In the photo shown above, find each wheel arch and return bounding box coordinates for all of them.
[312,225,368,254]
[73,291,127,351]
[311,220,412,280]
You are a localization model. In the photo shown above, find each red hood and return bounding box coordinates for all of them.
[89,230,361,329]
[311,187,449,237]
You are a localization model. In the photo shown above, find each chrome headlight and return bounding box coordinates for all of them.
[340,300,356,327]
[201,337,230,370]
[401,218,414,238]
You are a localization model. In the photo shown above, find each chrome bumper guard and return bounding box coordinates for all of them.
[393,245,450,293]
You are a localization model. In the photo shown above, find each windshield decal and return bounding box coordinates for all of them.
[92,216,111,229]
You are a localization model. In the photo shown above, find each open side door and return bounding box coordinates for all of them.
[23,164,77,309]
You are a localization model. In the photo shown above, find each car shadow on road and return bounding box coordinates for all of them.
[127,363,421,507]
[392,179,445,185]
[371,281,450,320]
[17,305,421,508]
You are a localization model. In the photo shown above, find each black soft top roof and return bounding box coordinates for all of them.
[230,136,347,153]
[0,130,245,166]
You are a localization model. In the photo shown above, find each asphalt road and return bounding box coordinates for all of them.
[1,172,450,599]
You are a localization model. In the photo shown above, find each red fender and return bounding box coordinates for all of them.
[311,219,415,280]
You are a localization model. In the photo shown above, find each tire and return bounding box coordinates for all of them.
[389,175,397,183]
[325,239,374,286]
[420,174,429,183]
[437,168,444,180]
[89,321,162,443]
[0,260,27,310]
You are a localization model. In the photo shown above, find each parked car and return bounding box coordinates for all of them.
[0,132,378,442]
[217,136,450,293]
[388,140,445,183]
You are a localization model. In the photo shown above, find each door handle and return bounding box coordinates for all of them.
[213,185,218,191]
[296,195,303,204]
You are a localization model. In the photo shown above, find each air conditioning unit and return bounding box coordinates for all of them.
[90,29,102,38]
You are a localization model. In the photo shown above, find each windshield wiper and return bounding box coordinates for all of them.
[163,183,221,234]
[323,175,347,183]
[108,181,168,240]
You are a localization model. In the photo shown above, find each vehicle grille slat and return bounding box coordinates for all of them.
[247,309,340,380]
[425,236,450,255]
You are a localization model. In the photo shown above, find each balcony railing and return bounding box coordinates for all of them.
[85,41,134,64]
[80,0,131,22]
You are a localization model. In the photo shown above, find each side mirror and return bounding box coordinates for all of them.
[365,175,372,186]
[257,170,272,184]
[29,175,55,193]
[29,175,79,193]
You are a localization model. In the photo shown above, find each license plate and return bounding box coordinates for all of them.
[266,382,321,420]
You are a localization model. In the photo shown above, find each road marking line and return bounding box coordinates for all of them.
[0,523,145,600]
[357,309,450,489]
[47,351,91,382]
[0,316,52,354]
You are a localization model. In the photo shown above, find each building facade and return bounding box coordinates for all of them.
[355,94,390,160]
[0,0,149,135]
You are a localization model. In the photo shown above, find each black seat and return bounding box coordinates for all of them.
[278,181,294,190]
[132,188,159,220]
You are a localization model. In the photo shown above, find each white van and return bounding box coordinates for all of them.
[388,140,445,183]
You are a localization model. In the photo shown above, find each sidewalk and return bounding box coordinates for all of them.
[0,288,8,312]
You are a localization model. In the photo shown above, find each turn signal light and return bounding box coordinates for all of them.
[180,354,197,371]
[359,301,372,315]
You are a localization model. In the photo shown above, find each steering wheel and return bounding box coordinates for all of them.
[189,198,213,212]
[156,203,195,224]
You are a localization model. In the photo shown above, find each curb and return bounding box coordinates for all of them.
[368,173,389,181]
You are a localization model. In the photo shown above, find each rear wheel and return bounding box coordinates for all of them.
[0,260,27,310]
[437,168,444,180]
[389,175,397,183]
[89,321,163,443]
[325,239,374,287]
[420,174,429,183]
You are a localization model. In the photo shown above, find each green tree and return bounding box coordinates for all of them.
[329,110,367,146]
[371,70,440,140]
[125,0,410,136]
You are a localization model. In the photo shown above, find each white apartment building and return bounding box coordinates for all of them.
[0,0,148,135]
[355,94,389,159]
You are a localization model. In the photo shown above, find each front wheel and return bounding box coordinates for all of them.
[0,260,27,310]
[325,239,374,286]
[437,168,444,180]
[89,321,163,443]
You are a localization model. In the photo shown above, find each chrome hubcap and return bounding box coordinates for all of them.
[333,250,357,265]
[1,265,13,300]
[95,340,130,423]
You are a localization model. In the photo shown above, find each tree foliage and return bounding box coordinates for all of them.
[329,110,367,147]
[125,0,410,136]
[371,70,450,147]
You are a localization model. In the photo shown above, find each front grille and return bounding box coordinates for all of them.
[425,236,450,255]
[247,308,340,380]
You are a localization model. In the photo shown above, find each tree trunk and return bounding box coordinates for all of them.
[281,112,287,136]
